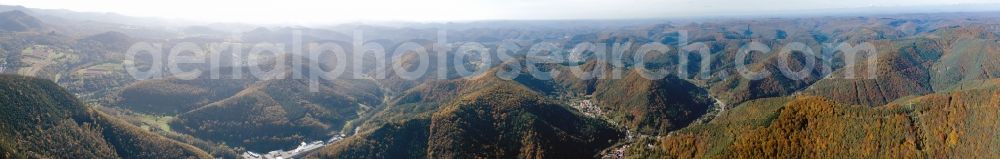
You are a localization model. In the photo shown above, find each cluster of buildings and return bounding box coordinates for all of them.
[242,134,346,159]
[604,144,629,159]
[575,99,604,117]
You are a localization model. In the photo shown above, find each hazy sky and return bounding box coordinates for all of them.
[2,0,998,24]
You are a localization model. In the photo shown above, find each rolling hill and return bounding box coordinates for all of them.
[309,73,623,159]
[641,80,1000,158]
[169,77,383,151]
[0,10,43,32]
[0,75,212,158]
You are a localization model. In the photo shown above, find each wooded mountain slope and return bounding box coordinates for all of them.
[169,78,383,151]
[309,76,623,159]
[0,75,212,159]
[642,80,1000,158]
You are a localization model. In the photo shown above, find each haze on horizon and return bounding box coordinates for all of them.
[2,0,1000,24]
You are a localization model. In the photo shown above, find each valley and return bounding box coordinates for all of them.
[0,3,999,158]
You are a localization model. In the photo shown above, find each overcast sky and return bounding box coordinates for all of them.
[2,0,999,24]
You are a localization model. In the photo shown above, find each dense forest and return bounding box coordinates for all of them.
[638,83,1000,158]
[310,75,622,158]
[0,75,211,158]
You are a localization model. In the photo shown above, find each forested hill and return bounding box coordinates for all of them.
[0,10,44,32]
[309,75,623,159]
[0,75,212,158]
